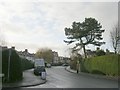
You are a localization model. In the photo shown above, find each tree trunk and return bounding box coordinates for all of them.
[83,45,87,58]
[80,39,87,58]
[114,48,117,54]
[114,44,117,54]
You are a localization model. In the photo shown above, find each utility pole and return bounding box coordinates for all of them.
[8,49,11,82]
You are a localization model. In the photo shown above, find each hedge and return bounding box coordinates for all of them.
[21,58,34,71]
[2,49,23,83]
[83,54,119,76]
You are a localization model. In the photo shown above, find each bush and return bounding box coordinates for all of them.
[70,55,83,71]
[21,58,34,71]
[83,54,119,76]
[2,49,23,83]
[79,59,87,72]
[70,60,77,70]
[96,50,106,56]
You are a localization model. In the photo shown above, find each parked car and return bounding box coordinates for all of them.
[62,63,69,66]
[46,63,51,68]
[34,66,46,76]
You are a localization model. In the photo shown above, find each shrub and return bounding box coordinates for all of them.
[2,49,23,83]
[70,55,83,71]
[21,58,34,71]
[96,50,106,56]
[83,54,119,76]
[80,59,88,72]
[70,59,77,70]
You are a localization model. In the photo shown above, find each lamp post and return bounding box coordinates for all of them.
[8,49,11,82]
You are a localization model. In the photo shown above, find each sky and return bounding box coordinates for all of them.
[0,0,118,57]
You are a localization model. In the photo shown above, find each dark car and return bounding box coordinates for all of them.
[46,63,51,68]
[62,63,69,66]
[34,66,46,76]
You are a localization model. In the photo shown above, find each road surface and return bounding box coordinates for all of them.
[26,66,118,88]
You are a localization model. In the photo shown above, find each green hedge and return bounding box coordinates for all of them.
[21,58,34,71]
[83,54,119,76]
[2,49,23,83]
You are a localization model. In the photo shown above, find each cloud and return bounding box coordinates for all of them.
[0,1,118,56]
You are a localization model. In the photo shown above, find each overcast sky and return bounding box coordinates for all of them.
[0,0,118,57]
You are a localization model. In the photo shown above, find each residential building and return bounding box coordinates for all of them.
[59,56,71,64]
[17,49,35,62]
[1,46,8,50]
[52,51,59,64]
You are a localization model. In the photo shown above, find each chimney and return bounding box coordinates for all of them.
[11,46,15,50]
[25,49,28,53]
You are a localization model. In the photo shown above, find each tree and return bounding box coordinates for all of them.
[35,48,54,63]
[64,17,105,58]
[110,24,120,54]
[70,50,82,71]
[96,49,106,56]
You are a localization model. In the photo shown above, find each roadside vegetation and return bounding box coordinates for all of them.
[83,54,119,76]
[2,49,34,83]
[64,17,120,77]
[2,49,23,83]
[64,17,105,58]
[21,58,34,71]
[70,52,119,77]
[35,48,53,64]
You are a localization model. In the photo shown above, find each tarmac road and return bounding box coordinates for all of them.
[26,66,118,88]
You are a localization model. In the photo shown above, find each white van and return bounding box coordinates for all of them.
[34,58,45,67]
[34,58,46,76]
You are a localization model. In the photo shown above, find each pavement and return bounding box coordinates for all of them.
[65,66,118,81]
[2,69,47,88]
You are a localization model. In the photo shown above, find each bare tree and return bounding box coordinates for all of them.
[35,48,54,63]
[110,24,120,54]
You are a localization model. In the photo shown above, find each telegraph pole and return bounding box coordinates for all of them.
[8,49,11,82]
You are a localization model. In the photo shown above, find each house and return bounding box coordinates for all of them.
[52,51,59,64]
[17,49,35,62]
[52,51,71,64]
[59,56,71,64]
[1,46,8,50]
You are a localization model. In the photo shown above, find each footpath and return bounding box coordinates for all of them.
[2,69,46,88]
[65,66,118,81]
